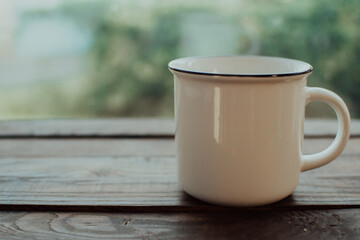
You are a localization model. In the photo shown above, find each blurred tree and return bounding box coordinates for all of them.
[79,10,181,116]
[253,0,360,115]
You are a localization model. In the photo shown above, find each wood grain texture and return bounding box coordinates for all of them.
[0,119,359,240]
[0,138,359,211]
[0,210,359,239]
[0,119,359,138]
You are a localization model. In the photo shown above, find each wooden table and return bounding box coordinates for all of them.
[0,118,359,239]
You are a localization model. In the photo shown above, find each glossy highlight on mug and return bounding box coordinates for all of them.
[213,86,221,143]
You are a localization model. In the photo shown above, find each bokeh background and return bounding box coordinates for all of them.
[0,0,359,119]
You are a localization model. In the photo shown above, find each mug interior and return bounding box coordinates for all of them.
[169,56,312,77]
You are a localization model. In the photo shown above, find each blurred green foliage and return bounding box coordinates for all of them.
[22,0,360,118]
[82,10,181,116]
[254,0,360,117]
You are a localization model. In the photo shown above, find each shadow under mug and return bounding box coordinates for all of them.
[169,56,350,207]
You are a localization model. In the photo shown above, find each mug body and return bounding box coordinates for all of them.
[169,56,313,206]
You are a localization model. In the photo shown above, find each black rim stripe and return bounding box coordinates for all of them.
[169,67,313,77]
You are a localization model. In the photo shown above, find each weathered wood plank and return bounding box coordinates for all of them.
[0,139,175,157]
[0,118,174,138]
[0,139,359,210]
[0,119,358,138]
[0,138,359,157]
[0,210,359,239]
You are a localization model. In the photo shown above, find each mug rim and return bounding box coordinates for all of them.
[168,55,313,78]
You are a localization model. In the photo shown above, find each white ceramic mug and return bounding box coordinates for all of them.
[169,56,350,207]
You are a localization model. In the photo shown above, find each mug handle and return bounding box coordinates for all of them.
[301,87,351,172]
